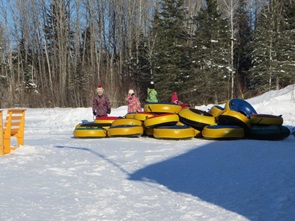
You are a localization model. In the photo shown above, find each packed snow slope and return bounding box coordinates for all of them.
[0,85,295,221]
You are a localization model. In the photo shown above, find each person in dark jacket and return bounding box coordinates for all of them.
[92,84,111,118]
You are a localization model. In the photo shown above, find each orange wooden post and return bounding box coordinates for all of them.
[3,109,26,154]
[0,110,3,156]
[3,110,12,154]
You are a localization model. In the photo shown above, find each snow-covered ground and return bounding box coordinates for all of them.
[1,85,295,221]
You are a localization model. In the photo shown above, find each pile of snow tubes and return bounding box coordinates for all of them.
[73,100,290,140]
[204,99,290,140]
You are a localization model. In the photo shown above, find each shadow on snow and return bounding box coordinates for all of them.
[128,137,295,221]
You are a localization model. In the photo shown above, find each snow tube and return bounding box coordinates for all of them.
[144,103,182,114]
[225,98,257,118]
[107,125,144,137]
[178,108,216,131]
[176,121,201,137]
[247,125,290,140]
[209,105,224,117]
[125,112,136,119]
[217,109,251,131]
[153,125,196,139]
[250,114,283,126]
[94,116,119,126]
[125,112,155,121]
[111,118,142,127]
[202,125,245,140]
[73,123,107,138]
[144,113,179,128]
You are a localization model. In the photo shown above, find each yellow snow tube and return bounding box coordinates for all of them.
[176,121,201,137]
[209,105,224,117]
[94,116,119,126]
[178,108,216,130]
[107,125,144,137]
[144,103,182,114]
[153,125,196,139]
[250,114,283,126]
[111,118,142,127]
[217,109,251,130]
[125,112,155,121]
[144,113,179,128]
[125,112,136,119]
[73,123,107,138]
[202,125,245,140]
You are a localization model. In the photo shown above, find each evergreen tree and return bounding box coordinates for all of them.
[151,0,191,102]
[278,0,295,86]
[248,0,295,93]
[247,8,271,92]
[188,0,230,105]
[234,0,252,98]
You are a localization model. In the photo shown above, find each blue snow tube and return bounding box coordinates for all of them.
[225,98,257,118]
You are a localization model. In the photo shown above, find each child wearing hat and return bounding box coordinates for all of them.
[126,89,142,113]
[146,81,158,103]
[92,84,111,118]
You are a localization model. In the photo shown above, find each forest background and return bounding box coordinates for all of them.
[0,0,294,108]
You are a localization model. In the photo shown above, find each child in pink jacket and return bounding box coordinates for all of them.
[126,89,142,113]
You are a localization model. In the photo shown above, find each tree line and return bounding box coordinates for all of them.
[0,0,294,108]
